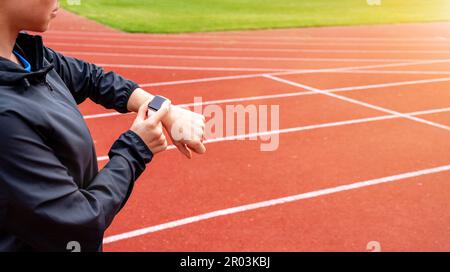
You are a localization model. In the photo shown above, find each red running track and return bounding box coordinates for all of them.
[41,11,450,251]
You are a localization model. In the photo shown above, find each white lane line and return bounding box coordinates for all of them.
[42,35,450,47]
[265,75,450,131]
[97,156,109,162]
[84,76,450,120]
[33,56,443,89]
[95,106,450,162]
[97,59,450,76]
[334,70,450,75]
[140,73,271,87]
[96,63,291,72]
[103,163,450,244]
[45,30,450,42]
[97,57,450,71]
[272,58,450,77]
[203,107,450,142]
[321,76,450,93]
[91,59,443,88]
[45,42,450,54]
[280,49,450,54]
[85,111,124,119]
[59,51,417,63]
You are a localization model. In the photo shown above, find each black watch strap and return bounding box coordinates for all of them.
[148,95,167,111]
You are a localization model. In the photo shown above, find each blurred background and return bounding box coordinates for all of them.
[61,0,450,33]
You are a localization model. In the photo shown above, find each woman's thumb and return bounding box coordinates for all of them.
[148,101,170,123]
[136,102,148,121]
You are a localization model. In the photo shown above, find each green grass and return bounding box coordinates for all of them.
[61,0,450,33]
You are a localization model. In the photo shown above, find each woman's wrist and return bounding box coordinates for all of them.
[126,87,154,113]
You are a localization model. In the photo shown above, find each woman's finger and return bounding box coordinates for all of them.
[175,142,192,159]
[136,102,149,122]
[147,101,171,125]
[186,140,206,154]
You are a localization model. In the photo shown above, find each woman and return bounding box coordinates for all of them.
[0,0,206,251]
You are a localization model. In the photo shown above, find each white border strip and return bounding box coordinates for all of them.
[103,163,450,244]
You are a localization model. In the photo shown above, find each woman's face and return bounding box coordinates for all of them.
[2,0,59,32]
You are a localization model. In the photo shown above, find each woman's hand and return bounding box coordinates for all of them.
[162,105,206,159]
[126,88,206,158]
[130,101,171,155]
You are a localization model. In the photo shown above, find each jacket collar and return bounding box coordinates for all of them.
[0,33,54,86]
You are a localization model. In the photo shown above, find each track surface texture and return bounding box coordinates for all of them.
[41,10,450,252]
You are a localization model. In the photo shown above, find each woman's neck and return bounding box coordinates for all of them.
[0,18,19,64]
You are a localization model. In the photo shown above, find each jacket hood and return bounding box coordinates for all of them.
[0,33,54,86]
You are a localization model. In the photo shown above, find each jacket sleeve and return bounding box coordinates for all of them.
[0,111,152,252]
[43,47,139,113]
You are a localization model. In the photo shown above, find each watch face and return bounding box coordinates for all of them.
[148,95,167,111]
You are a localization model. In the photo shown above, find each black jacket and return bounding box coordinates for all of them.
[0,33,152,251]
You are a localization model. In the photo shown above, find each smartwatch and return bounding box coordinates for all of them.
[148,95,168,111]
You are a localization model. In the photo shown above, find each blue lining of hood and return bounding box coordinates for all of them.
[13,51,31,72]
